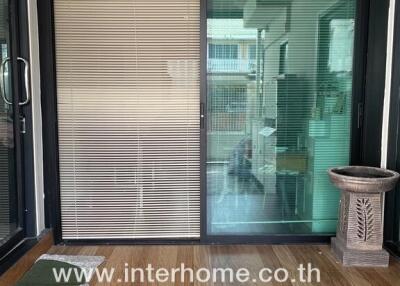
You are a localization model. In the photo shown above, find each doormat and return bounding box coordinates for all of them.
[15,254,105,286]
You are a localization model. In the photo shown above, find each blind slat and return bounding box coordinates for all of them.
[54,0,200,239]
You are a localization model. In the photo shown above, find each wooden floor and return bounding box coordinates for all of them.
[0,231,54,286]
[46,244,400,285]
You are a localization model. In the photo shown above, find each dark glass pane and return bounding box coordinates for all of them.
[0,0,18,243]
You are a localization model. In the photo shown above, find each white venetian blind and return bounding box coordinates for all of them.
[54,0,200,239]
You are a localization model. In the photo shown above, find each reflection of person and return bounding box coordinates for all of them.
[0,116,13,148]
[228,137,251,177]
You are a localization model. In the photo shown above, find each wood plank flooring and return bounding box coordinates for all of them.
[0,231,54,286]
[46,244,400,285]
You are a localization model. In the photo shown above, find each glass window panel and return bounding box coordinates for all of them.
[279,41,288,75]
[207,0,356,235]
[0,0,18,243]
[209,44,239,59]
[248,45,257,60]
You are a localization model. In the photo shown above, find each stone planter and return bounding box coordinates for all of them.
[328,166,399,267]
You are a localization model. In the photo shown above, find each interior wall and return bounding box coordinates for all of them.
[381,0,396,168]
[28,0,45,235]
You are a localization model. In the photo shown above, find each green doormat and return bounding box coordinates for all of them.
[16,260,84,286]
[15,255,105,286]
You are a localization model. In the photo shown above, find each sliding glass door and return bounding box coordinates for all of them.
[48,0,365,242]
[206,0,357,236]
[0,0,31,258]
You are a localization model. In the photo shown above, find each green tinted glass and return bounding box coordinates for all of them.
[207,0,356,235]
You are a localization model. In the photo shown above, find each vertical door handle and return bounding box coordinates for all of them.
[200,102,205,129]
[0,57,12,105]
[17,57,31,106]
[0,57,31,106]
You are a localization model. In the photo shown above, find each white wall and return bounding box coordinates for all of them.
[28,0,45,235]
[381,0,397,168]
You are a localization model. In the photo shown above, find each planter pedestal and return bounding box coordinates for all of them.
[328,166,399,267]
[331,192,389,267]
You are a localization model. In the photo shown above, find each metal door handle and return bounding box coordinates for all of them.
[17,57,31,106]
[0,56,31,106]
[0,57,12,105]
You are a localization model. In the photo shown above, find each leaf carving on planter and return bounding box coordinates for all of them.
[339,196,348,234]
[356,198,374,242]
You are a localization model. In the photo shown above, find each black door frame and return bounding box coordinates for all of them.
[0,0,36,261]
[38,0,388,245]
[384,0,400,259]
[18,0,38,237]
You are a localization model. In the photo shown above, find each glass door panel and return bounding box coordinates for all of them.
[207,0,356,235]
[0,0,23,248]
[0,0,17,243]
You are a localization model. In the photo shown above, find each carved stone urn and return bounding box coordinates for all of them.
[328,166,399,267]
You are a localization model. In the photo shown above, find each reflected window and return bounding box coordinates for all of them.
[248,45,256,60]
[209,44,239,59]
[328,19,354,73]
[279,41,288,75]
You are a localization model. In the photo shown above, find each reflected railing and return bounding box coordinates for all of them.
[207,59,256,73]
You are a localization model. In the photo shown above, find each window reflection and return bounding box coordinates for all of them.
[207,0,355,235]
